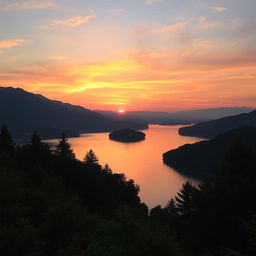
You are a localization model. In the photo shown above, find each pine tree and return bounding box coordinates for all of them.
[31,131,42,148]
[103,164,112,175]
[84,149,99,165]
[0,125,14,153]
[54,134,75,159]
[30,131,51,160]
[175,181,196,216]
[166,199,178,217]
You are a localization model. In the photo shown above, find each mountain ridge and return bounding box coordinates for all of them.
[179,109,256,138]
[163,126,256,178]
[96,107,254,125]
[0,87,148,141]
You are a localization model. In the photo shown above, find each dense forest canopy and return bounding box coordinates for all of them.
[1,125,256,256]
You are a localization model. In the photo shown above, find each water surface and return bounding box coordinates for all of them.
[46,125,202,208]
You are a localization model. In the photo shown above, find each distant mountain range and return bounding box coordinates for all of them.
[179,109,256,138]
[163,126,256,179]
[96,107,254,125]
[0,87,148,142]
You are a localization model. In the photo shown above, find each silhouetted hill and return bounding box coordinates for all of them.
[179,110,256,138]
[0,87,148,141]
[96,107,253,125]
[163,126,256,178]
[109,129,146,142]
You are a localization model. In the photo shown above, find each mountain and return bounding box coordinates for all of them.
[0,87,148,141]
[96,107,253,125]
[163,126,256,178]
[179,110,256,138]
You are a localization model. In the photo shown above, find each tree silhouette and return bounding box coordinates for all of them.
[0,125,14,153]
[30,131,41,148]
[175,181,196,216]
[166,199,178,217]
[54,134,75,159]
[150,205,165,219]
[29,131,51,163]
[103,164,112,175]
[84,149,99,165]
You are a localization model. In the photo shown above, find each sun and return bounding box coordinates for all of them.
[118,109,125,114]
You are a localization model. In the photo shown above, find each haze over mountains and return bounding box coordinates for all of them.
[0,87,148,141]
[179,109,256,138]
[96,107,253,125]
[0,86,254,142]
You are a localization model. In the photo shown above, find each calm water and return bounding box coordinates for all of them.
[46,125,202,208]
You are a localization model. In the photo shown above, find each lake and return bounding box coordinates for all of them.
[46,125,202,208]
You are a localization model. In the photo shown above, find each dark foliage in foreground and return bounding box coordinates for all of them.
[1,125,256,256]
[0,126,181,256]
[155,140,256,256]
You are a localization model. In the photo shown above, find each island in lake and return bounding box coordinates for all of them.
[109,128,146,142]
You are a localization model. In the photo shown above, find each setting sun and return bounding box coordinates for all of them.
[118,109,125,114]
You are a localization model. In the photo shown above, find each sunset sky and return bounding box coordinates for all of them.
[0,0,256,111]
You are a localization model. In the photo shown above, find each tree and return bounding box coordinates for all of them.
[30,131,51,163]
[103,164,112,175]
[54,134,75,159]
[84,149,99,165]
[175,181,196,216]
[30,131,41,148]
[166,199,178,217]
[150,205,166,219]
[0,125,14,153]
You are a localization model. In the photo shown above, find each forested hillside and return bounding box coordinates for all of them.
[1,125,256,256]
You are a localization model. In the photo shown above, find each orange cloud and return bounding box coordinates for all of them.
[0,39,25,49]
[212,6,227,13]
[152,22,187,33]
[45,14,95,28]
[1,31,256,111]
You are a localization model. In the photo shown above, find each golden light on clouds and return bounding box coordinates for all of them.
[1,0,256,111]
[0,39,25,49]
[1,49,256,111]
[44,14,95,28]
[153,22,187,33]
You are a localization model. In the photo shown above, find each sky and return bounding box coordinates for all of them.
[0,0,256,111]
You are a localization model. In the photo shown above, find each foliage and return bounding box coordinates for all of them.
[175,181,196,216]
[84,149,99,165]
[0,126,181,256]
[1,125,256,256]
[54,134,75,159]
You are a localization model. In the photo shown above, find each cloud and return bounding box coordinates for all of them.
[0,39,25,49]
[212,6,227,13]
[152,22,187,33]
[2,47,256,111]
[111,8,124,16]
[45,14,95,28]
[145,0,161,5]
[0,0,56,11]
